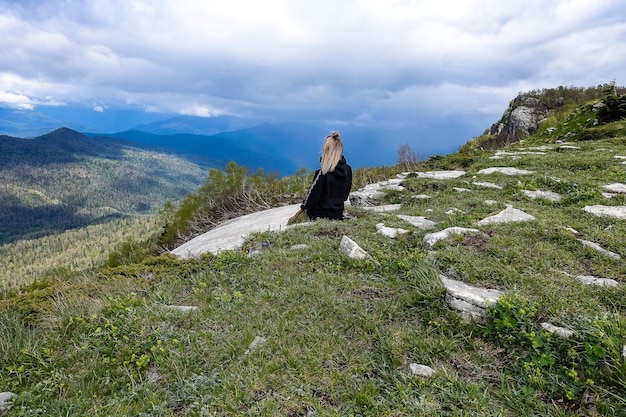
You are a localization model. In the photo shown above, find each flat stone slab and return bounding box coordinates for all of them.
[477,204,535,226]
[340,235,372,260]
[440,275,503,321]
[397,215,436,230]
[376,223,409,239]
[575,275,619,287]
[603,183,626,193]
[413,170,466,179]
[473,181,503,190]
[541,323,575,338]
[172,204,301,258]
[477,167,535,176]
[522,189,562,202]
[583,205,626,220]
[423,227,479,248]
[578,239,621,260]
[361,204,402,213]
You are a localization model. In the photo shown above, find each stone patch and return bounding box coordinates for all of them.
[162,305,199,313]
[172,204,301,258]
[473,181,503,190]
[423,227,479,248]
[412,194,432,199]
[289,244,311,250]
[541,323,575,338]
[522,189,563,202]
[445,208,465,215]
[477,167,535,175]
[397,215,436,230]
[477,204,535,226]
[452,187,471,192]
[578,239,621,260]
[361,204,402,213]
[340,235,372,260]
[603,183,626,193]
[484,200,498,206]
[413,170,466,179]
[559,145,580,150]
[376,223,409,239]
[244,336,267,355]
[409,364,436,378]
[583,205,626,220]
[0,392,16,412]
[440,275,503,322]
[349,185,386,207]
[575,275,619,287]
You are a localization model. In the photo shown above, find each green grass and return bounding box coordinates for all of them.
[1,106,625,415]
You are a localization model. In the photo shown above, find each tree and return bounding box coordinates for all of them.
[397,143,422,171]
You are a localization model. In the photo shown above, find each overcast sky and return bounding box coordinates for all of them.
[1,0,625,136]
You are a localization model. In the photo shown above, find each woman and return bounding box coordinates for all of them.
[290,131,352,223]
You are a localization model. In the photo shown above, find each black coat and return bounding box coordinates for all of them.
[301,157,352,220]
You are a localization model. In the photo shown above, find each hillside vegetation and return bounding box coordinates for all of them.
[1,87,625,416]
[0,128,206,244]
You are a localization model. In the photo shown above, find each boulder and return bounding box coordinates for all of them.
[477,204,535,226]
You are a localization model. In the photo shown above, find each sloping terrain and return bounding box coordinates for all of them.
[0,95,625,416]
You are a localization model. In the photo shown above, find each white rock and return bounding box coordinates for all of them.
[289,244,311,250]
[478,167,535,176]
[603,183,626,193]
[162,305,199,313]
[361,204,402,213]
[397,215,436,230]
[445,208,465,215]
[244,336,267,354]
[602,192,618,199]
[473,181,503,190]
[452,187,471,192]
[440,276,503,321]
[423,227,479,248]
[409,363,436,377]
[522,190,563,202]
[172,204,301,258]
[559,145,580,149]
[484,200,498,206]
[583,205,626,219]
[0,392,16,412]
[575,275,619,287]
[340,235,372,260]
[563,226,580,235]
[412,194,432,199]
[614,155,626,159]
[376,223,409,239]
[414,170,466,179]
[541,323,575,338]
[578,239,621,260]
[477,205,535,226]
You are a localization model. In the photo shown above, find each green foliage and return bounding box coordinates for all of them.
[598,94,626,124]
[483,294,625,409]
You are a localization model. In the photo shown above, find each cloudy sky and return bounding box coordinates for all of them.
[1,0,625,139]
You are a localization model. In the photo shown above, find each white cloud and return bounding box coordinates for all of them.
[0,0,624,131]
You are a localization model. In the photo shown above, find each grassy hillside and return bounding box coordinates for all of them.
[1,93,625,416]
[0,128,206,244]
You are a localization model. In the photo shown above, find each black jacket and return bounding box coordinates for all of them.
[301,156,352,220]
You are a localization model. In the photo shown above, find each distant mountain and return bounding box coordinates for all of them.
[0,128,207,244]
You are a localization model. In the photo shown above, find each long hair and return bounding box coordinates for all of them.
[320,131,344,174]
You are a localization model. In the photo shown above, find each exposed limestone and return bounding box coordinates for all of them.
[397,215,436,230]
[559,145,580,150]
[440,275,503,322]
[412,194,432,199]
[361,204,402,213]
[484,200,498,206]
[413,170,466,179]
[244,336,267,355]
[541,323,575,338]
[603,183,626,193]
[409,364,436,378]
[489,150,546,159]
[349,184,386,207]
[162,305,199,313]
[522,189,563,202]
[602,193,618,199]
[473,181,503,190]
[172,204,301,258]
[423,227,479,248]
[578,239,621,260]
[445,208,465,215]
[478,167,535,176]
[477,204,535,226]
[340,235,372,260]
[0,392,15,412]
[575,275,619,287]
[452,187,471,192]
[289,244,311,251]
[376,223,409,239]
[615,155,626,160]
[583,205,626,220]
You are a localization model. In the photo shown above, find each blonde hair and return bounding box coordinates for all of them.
[320,131,344,174]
